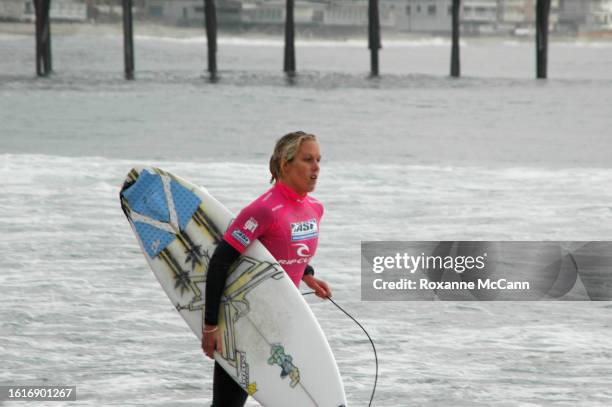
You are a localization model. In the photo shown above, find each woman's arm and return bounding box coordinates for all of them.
[202,239,240,359]
[302,264,332,299]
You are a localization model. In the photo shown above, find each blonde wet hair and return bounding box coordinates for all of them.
[269,131,317,184]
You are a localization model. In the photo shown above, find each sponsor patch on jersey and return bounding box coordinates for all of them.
[290,219,318,241]
[231,229,251,247]
[243,216,258,233]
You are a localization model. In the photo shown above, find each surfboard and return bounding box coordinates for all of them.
[119,167,346,407]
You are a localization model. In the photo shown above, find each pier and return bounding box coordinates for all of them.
[27,0,556,80]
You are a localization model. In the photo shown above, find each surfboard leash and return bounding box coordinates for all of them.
[303,292,378,406]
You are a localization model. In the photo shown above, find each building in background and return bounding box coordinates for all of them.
[324,0,394,29]
[241,0,327,27]
[461,0,499,34]
[393,0,451,33]
[559,0,612,33]
[0,0,87,22]
[0,0,26,21]
[3,0,608,36]
[386,0,497,34]
[558,0,589,32]
[589,0,612,31]
[144,0,207,25]
[497,0,559,35]
[138,0,611,35]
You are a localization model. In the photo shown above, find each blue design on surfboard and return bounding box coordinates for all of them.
[133,222,176,259]
[169,177,201,230]
[124,170,170,222]
[268,344,300,388]
[121,169,201,258]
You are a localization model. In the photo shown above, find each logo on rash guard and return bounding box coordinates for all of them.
[293,243,310,257]
[243,216,258,233]
[231,229,250,247]
[290,219,318,241]
[278,243,311,265]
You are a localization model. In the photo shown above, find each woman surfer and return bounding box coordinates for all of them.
[202,131,332,407]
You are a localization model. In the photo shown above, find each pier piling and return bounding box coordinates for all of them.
[368,0,381,76]
[34,0,52,76]
[122,0,135,80]
[450,0,461,77]
[284,0,296,75]
[204,0,218,79]
[536,0,551,79]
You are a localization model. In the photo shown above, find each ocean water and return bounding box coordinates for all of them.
[1,28,612,406]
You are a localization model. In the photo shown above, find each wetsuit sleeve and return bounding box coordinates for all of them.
[223,202,273,254]
[302,264,315,278]
[205,239,241,326]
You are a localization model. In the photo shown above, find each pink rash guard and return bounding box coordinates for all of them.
[223,181,324,287]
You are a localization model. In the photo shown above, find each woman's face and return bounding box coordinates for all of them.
[281,140,321,196]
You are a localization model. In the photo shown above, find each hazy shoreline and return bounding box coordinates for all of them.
[2,21,611,44]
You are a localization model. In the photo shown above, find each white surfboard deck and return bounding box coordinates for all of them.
[120,167,346,407]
